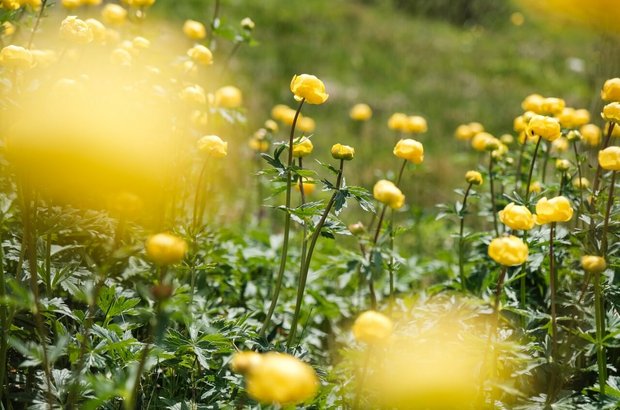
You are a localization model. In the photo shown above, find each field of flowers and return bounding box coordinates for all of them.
[0,0,618,409]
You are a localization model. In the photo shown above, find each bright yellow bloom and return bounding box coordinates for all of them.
[245,353,319,406]
[526,115,561,141]
[198,135,227,158]
[123,0,156,6]
[471,132,497,152]
[455,124,474,141]
[581,255,607,274]
[529,181,542,193]
[279,107,298,126]
[602,102,620,124]
[2,22,15,36]
[468,122,484,135]
[555,159,571,172]
[292,137,313,158]
[145,233,188,265]
[573,109,590,127]
[535,196,573,224]
[85,18,106,43]
[602,78,620,102]
[550,137,568,153]
[187,44,213,65]
[488,236,528,266]
[540,97,565,115]
[248,137,269,153]
[230,351,262,374]
[350,103,372,121]
[132,36,150,50]
[405,115,427,133]
[290,74,328,104]
[513,115,527,133]
[214,85,242,108]
[179,84,206,105]
[521,93,544,114]
[572,177,590,189]
[82,0,102,5]
[60,16,94,45]
[580,124,601,146]
[1,0,20,9]
[331,143,355,160]
[352,310,393,345]
[598,146,620,170]
[183,19,206,40]
[61,0,81,8]
[465,170,483,185]
[500,134,514,145]
[264,119,278,133]
[0,45,32,69]
[393,139,423,164]
[297,116,316,133]
[271,104,291,122]
[101,4,127,25]
[387,112,408,131]
[491,142,508,159]
[373,180,405,209]
[295,178,316,195]
[498,203,535,231]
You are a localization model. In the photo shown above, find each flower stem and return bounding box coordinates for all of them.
[524,136,542,205]
[601,171,616,255]
[287,159,344,347]
[541,141,550,184]
[458,182,473,291]
[27,0,47,49]
[519,230,529,310]
[549,222,558,361]
[192,161,209,233]
[488,152,499,237]
[514,137,527,192]
[594,269,607,395]
[0,233,7,403]
[259,99,304,338]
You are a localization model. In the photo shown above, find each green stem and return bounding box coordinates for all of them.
[514,137,527,192]
[287,159,344,347]
[458,183,473,291]
[0,233,7,403]
[594,270,607,395]
[192,161,209,233]
[26,0,47,49]
[541,141,550,184]
[488,152,499,237]
[524,136,542,205]
[520,230,529,311]
[601,171,616,255]
[572,141,585,226]
[259,99,304,338]
[549,222,558,361]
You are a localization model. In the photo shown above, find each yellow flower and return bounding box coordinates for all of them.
[572,177,589,189]
[187,44,213,65]
[405,115,428,133]
[373,180,405,209]
[580,124,601,146]
[279,107,298,126]
[132,36,150,50]
[61,0,81,8]
[468,122,484,134]
[331,143,355,160]
[526,115,561,141]
[498,203,535,231]
[555,159,571,172]
[500,134,514,145]
[271,104,291,122]
[471,132,497,152]
[0,45,32,69]
[573,109,590,127]
[292,137,313,158]
[1,0,20,9]
[183,19,206,40]
[214,85,242,108]
[248,137,269,153]
[145,233,188,265]
[465,170,483,185]
[348,222,365,235]
[601,78,620,102]
[529,181,542,193]
[2,22,15,36]
[387,112,408,132]
[82,0,101,5]
[245,353,318,406]
[295,177,316,195]
[598,146,620,170]
[393,139,423,164]
[290,74,328,104]
[602,102,620,124]
[551,137,568,153]
[455,124,474,141]
[350,103,372,121]
[297,116,316,133]
[488,235,528,266]
[240,17,255,30]
[124,0,156,6]
[198,135,227,158]
[521,93,544,113]
[60,16,94,45]
[231,351,262,374]
[513,115,527,133]
[85,18,106,43]
[264,119,278,133]
[541,97,565,115]
[101,4,127,25]
[352,310,393,345]
[535,196,574,224]
[180,84,206,105]
[581,255,607,274]
[557,107,577,129]
[491,142,508,159]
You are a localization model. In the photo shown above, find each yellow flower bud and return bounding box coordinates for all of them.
[468,122,485,135]
[573,109,590,127]
[572,177,589,189]
[264,119,278,133]
[132,36,150,50]
[602,102,620,124]
[101,4,127,25]
[240,17,255,31]
[331,143,355,160]
[0,45,32,69]
[145,233,187,265]
[183,20,206,40]
[85,18,106,43]
[601,78,620,102]
[557,107,577,129]
[290,74,328,105]
[488,235,528,266]
[352,310,393,345]
[465,170,483,185]
[214,85,242,108]
[405,115,427,134]
[521,93,544,114]
[180,84,206,105]
[513,115,527,133]
[295,177,315,195]
[292,137,313,158]
[60,16,94,45]
[373,180,405,209]
[393,138,423,164]
[551,137,569,153]
[580,124,601,146]
[498,203,535,231]
[491,142,508,159]
[526,115,561,142]
[60,0,80,8]
[349,103,372,121]
[187,44,213,65]
[1,0,20,10]
[198,135,227,158]
[245,353,319,406]
[455,124,474,141]
[535,196,573,224]
[581,255,607,274]
[231,351,262,374]
[529,181,542,193]
[2,22,15,36]
[598,146,620,170]
[541,97,565,115]
[500,133,514,145]
[271,104,291,122]
[348,222,365,235]
[555,159,571,172]
[387,112,408,132]
[248,137,269,153]
[297,116,316,133]
[471,132,495,152]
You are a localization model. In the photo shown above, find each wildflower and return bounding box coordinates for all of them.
[601,78,620,102]
[214,85,242,108]
[331,143,355,160]
[85,18,106,43]
[602,102,620,124]
[465,170,483,185]
[529,181,542,193]
[513,115,527,133]
[581,255,607,274]
[271,104,291,122]
[526,115,561,141]
[0,45,32,69]
[492,142,508,159]
[521,93,544,113]
[598,146,620,170]
[292,137,313,157]
[60,16,94,45]
[572,177,589,189]
[393,139,423,164]
[2,22,15,36]
[60,0,80,8]
[471,132,497,152]
[348,222,365,235]
[551,137,568,153]
[248,136,269,153]
[264,119,278,133]
[350,103,372,121]
[387,112,408,131]
[555,159,571,172]
[541,97,565,115]
[498,203,535,230]
[295,178,315,195]
[145,233,188,265]
[373,180,405,209]
[297,116,316,133]
[231,351,262,374]
[183,19,206,40]
[535,196,573,224]
[198,135,227,158]
[180,84,206,105]
[488,236,528,266]
[187,44,213,65]
[455,124,474,141]
[101,4,127,25]
[240,17,255,31]
[468,122,484,134]
[353,310,394,345]
[500,134,514,145]
[290,74,328,104]
[580,124,601,146]
[405,115,427,133]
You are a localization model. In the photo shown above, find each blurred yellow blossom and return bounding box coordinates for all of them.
[0,45,32,69]
[101,4,127,25]
[373,180,405,209]
[331,143,355,160]
[214,85,242,108]
[602,78,620,102]
[581,255,607,274]
[60,16,94,45]
[405,115,428,133]
[580,124,601,146]
[198,135,228,158]
[352,310,393,345]
[598,146,620,170]
[145,233,188,266]
[527,115,561,141]
[465,170,483,185]
[183,19,206,40]
[292,137,313,158]
[187,44,213,65]
[387,112,408,132]
[602,102,620,124]
[349,103,372,121]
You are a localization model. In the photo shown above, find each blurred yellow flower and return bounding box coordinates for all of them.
[230,351,262,374]
[295,177,316,195]
[471,132,496,152]
[598,146,620,170]
[297,116,316,133]
[387,112,408,132]
[101,4,127,25]
[290,74,328,104]
[240,17,255,31]
[498,203,535,231]
[468,122,484,135]
[180,84,206,105]
[248,137,269,153]
[0,45,32,69]
[331,143,355,160]
[349,103,372,121]
[110,47,132,66]
[198,135,227,158]
[183,19,206,40]
[60,16,94,45]
[500,134,514,145]
[555,159,571,172]
[529,181,542,193]
[145,233,188,265]
[271,104,291,122]
[535,196,573,224]
[61,0,81,9]
[521,93,544,114]
[581,255,607,274]
[352,310,393,345]
[572,177,590,189]
[292,137,313,158]
[2,22,15,36]
[455,124,474,141]
[85,18,106,43]
[513,115,527,133]
[187,44,213,65]
[550,137,568,153]
[465,170,483,185]
[264,119,278,133]
[405,115,428,134]
[373,179,405,209]
[488,235,528,266]
[602,78,620,102]
[541,97,565,115]
[393,138,423,164]
[526,115,561,141]
[580,123,601,146]
[602,102,620,124]
[214,85,242,108]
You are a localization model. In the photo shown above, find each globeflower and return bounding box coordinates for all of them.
[526,115,561,141]
[352,310,394,345]
[598,146,620,170]
[521,93,544,113]
[602,102,620,124]
[572,177,589,189]
[349,103,372,121]
[498,203,535,230]
[393,139,423,164]
[471,132,497,152]
[187,44,213,65]
[290,74,328,104]
[198,135,227,158]
[292,137,313,158]
[465,170,483,185]
[373,180,405,209]
[455,124,474,141]
[183,19,206,40]
[180,84,206,105]
[145,233,188,265]
[60,16,94,45]
[601,78,620,102]
[387,112,408,132]
[101,4,127,25]
[488,236,528,266]
[0,45,33,69]
[405,115,427,133]
[230,351,262,374]
[529,181,542,193]
[331,143,355,160]
[580,124,601,146]
[581,255,607,274]
[297,116,316,133]
[214,85,242,108]
[540,97,565,115]
[535,196,573,224]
